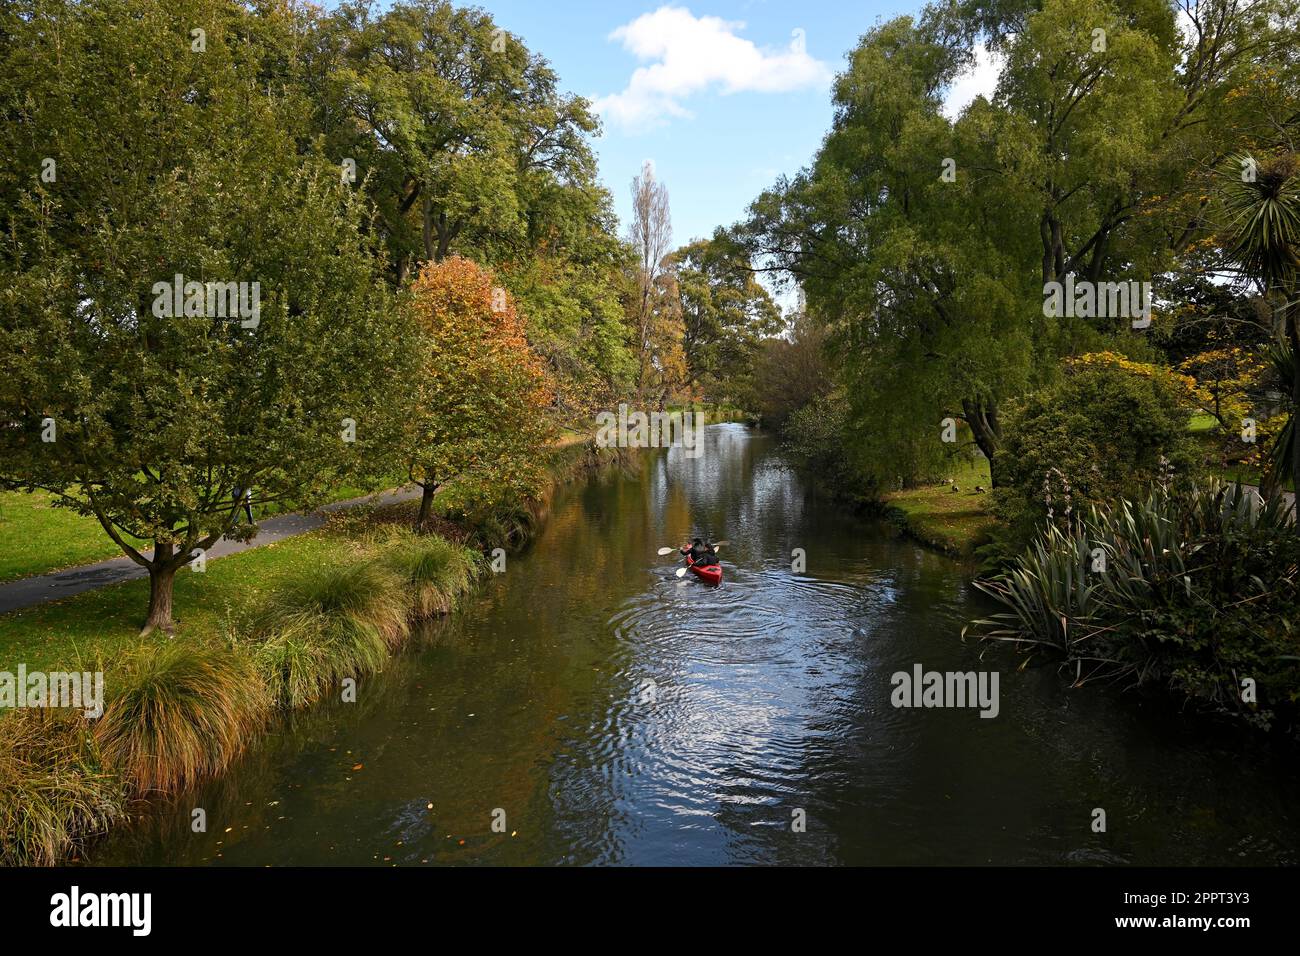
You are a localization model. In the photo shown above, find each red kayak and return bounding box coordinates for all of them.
[685,554,723,585]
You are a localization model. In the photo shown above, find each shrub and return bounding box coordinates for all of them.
[377,528,479,618]
[94,643,267,795]
[973,482,1300,727]
[0,710,125,866]
[994,353,1203,546]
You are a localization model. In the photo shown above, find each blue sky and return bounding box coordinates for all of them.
[470,1,934,246]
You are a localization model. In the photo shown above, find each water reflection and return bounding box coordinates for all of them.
[91,425,1300,866]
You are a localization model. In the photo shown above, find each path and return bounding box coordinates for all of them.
[0,486,422,615]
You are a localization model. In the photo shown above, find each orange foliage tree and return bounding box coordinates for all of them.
[404,257,555,530]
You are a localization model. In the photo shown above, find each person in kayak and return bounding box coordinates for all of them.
[681,538,719,566]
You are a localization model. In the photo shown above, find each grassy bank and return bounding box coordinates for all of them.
[881,458,995,557]
[0,439,628,865]
[0,479,400,584]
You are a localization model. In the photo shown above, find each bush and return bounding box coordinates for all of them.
[994,353,1203,546]
[377,528,479,618]
[95,643,267,795]
[973,482,1300,728]
[782,392,873,499]
[0,710,125,866]
[249,559,409,708]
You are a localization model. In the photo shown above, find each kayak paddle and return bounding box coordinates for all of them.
[657,546,679,556]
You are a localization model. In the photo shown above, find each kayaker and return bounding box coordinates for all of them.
[681,538,718,567]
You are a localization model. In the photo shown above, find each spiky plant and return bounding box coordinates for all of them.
[94,642,267,796]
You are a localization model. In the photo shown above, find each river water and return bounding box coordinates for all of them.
[92,424,1300,865]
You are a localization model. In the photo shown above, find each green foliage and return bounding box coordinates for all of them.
[781,392,869,498]
[671,234,781,401]
[0,710,125,866]
[0,0,417,633]
[973,483,1300,727]
[744,314,831,430]
[993,356,1202,545]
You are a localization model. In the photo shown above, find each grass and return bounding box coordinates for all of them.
[0,491,143,583]
[0,529,348,673]
[0,479,403,585]
[0,514,485,864]
[0,709,126,866]
[96,643,268,795]
[883,457,996,557]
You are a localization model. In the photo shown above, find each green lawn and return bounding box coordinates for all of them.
[0,523,363,673]
[884,457,995,556]
[0,491,140,583]
[0,480,400,584]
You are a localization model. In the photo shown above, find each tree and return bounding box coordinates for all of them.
[745,312,831,430]
[1221,152,1300,503]
[403,257,554,531]
[0,0,413,635]
[628,162,674,399]
[738,0,1296,488]
[322,0,601,284]
[672,234,781,400]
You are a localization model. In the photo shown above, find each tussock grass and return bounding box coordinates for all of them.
[248,559,410,708]
[0,710,125,866]
[95,643,268,796]
[377,528,479,618]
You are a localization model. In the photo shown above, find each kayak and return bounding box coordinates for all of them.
[685,554,723,585]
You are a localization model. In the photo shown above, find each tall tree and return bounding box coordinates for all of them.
[323,0,601,284]
[628,161,674,399]
[672,234,782,400]
[0,0,414,635]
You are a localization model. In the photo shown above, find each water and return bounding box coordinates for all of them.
[92,424,1300,865]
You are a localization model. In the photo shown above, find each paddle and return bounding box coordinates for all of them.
[658,540,728,556]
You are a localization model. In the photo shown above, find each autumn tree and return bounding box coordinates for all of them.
[0,0,413,635]
[404,257,555,531]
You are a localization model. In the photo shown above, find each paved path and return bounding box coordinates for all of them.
[0,486,422,615]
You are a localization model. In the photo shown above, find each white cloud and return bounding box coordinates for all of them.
[942,42,1003,121]
[594,6,832,133]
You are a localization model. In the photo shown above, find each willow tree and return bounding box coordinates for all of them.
[739,0,1294,486]
[0,0,414,635]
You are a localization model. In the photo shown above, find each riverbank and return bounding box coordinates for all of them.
[880,458,995,558]
[0,439,632,866]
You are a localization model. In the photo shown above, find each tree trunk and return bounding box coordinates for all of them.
[962,398,1003,487]
[415,482,436,532]
[140,540,181,637]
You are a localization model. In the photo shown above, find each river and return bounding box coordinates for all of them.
[91,424,1300,865]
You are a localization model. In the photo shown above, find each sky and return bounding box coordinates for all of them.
[462,0,1003,248]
